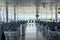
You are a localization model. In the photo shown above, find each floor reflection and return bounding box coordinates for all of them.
[25,23,37,33]
[20,23,45,40]
[25,23,37,40]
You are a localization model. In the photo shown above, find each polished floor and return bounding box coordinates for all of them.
[20,23,46,40]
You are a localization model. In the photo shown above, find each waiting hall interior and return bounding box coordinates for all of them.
[0,0,60,40]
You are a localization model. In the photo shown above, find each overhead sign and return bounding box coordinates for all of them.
[58,8,60,10]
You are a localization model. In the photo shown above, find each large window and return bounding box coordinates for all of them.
[0,0,60,22]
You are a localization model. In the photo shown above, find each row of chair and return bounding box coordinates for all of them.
[36,21,60,31]
[0,20,28,31]
[36,21,60,40]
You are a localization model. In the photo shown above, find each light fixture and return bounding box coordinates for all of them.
[42,2,45,8]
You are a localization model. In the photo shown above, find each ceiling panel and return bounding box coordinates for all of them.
[0,0,60,5]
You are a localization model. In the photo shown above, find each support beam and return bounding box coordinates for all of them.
[35,0,39,20]
[46,6,47,21]
[36,5,39,19]
[50,3,52,20]
[6,2,8,22]
[14,4,16,21]
[55,2,57,22]
[0,6,1,21]
[50,2,53,21]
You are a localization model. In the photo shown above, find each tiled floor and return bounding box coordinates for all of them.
[20,23,46,40]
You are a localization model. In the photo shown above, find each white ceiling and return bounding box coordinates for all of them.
[1,0,60,5]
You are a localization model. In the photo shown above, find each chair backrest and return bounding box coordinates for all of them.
[0,30,2,40]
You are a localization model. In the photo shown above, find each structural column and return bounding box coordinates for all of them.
[14,4,16,21]
[35,0,39,20]
[0,4,1,21]
[55,1,57,22]
[50,2,54,21]
[6,2,8,22]
[50,2,52,20]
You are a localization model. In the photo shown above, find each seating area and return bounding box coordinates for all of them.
[36,21,60,40]
[0,0,60,40]
[0,20,28,40]
[0,20,28,31]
